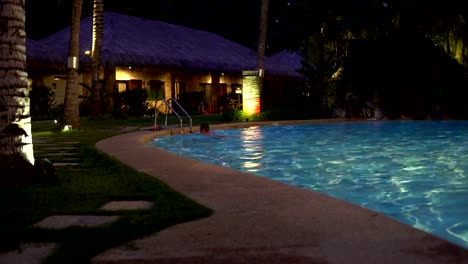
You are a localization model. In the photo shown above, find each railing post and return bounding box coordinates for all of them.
[168,98,192,133]
[154,98,190,133]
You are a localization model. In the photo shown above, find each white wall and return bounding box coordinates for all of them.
[42,74,84,106]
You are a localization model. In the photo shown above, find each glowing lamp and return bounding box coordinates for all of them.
[243,99,260,116]
[242,70,261,115]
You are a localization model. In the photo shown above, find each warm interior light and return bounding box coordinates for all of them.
[116,67,135,80]
[53,75,66,81]
[84,49,91,56]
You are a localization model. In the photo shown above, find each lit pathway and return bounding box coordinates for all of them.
[33,138,81,167]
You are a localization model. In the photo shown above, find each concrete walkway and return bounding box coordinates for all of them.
[92,121,468,264]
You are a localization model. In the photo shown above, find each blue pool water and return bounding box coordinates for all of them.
[150,121,468,248]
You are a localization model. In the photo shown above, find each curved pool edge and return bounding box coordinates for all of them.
[93,120,468,264]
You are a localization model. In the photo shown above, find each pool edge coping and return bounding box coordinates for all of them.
[94,118,468,264]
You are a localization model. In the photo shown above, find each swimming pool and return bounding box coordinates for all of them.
[151,120,468,249]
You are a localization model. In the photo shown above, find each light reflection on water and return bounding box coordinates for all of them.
[240,126,263,172]
[151,121,468,249]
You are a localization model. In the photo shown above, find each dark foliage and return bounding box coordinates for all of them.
[344,30,468,119]
[177,91,205,114]
[30,85,61,120]
[1,124,28,137]
[78,80,110,117]
[256,108,311,121]
[0,156,58,188]
[221,109,246,122]
[34,158,59,185]
[0,154,35,188]
[112,88,149,117]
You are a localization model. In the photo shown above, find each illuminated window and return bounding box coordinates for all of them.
[116,81,127,93]
[174,82,186,100]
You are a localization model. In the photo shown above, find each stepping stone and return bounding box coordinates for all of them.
[100,201,154,211]
[62,158,82,161]
[33,215,121,229]
[0,243,57,264]
[32,141,51,145]
[46,153,78,156]
[49,142,79,145]
[40,146,78,150]
[53,163,80,167]
[33,138,58,141]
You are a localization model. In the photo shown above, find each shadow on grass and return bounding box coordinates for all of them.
[1,116,217,263]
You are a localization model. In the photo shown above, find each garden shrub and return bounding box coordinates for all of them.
[34,158,58,185]
[117,88,149,116]
[177,91,205,114]
[30,85,60,120]
[111,91,126,119]
[79,101,92,117]
[221,109,247,122]
[263,108,309,120]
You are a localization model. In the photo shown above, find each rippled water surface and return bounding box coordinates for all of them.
[151,121,468,248]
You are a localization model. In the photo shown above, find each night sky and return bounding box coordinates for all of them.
[25,0,266,52]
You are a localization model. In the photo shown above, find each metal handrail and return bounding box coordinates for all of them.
[153,98,192,133]
[167,98,192,133]
[154,99,183,133]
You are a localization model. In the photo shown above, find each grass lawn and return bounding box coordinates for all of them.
[0,114,224,264]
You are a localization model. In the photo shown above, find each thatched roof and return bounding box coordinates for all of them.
[270,50,304,71]
[26,38,66,73]
[36,12,300,77]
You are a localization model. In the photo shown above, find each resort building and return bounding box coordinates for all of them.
[27,12,302,115]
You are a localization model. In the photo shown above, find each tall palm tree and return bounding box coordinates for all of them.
[257,0,269,112]
[90,0,104,118]
[62,0,83,130]
[0,0,35,185]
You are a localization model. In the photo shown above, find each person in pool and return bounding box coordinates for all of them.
[199,123,212,135]
[199,123,225,138]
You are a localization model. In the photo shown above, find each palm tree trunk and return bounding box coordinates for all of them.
[90,0,104,118]
[103,64,115,113]
[63,0,83,130]
[0,0,36,185]
[257,0,269,112]
[447,29,451,55]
